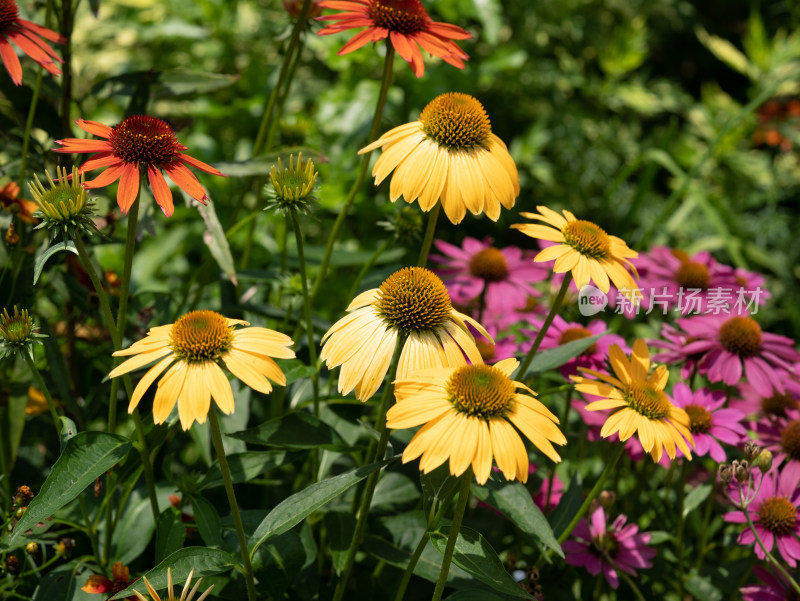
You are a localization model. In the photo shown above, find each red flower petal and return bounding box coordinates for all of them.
[164,161,206,201]
[53,138,114,154]
[7,31,61,75]
[178,153,225,177]
[147,166,174,217]
[116,163,140,214]
[15,27,62,62]
[0,36,22,85]
[83,164,125,189]
[16,19,66,44]
[81,575,113,594]
[337,27,377,55]
[76,119,113,139]
[389,31,415,64]
[79,153,122,172]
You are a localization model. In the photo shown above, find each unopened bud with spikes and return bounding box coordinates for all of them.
[744,441,761,463]
[28,166,100,241]
[718,463,734,485]
[265,153,318,214]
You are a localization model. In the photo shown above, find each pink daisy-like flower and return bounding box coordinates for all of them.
[669,382,747,462]
[431,238,548,313]
[662,314,800,397]
[530,464,564,513]
[755,409,800,473]
[649,322,703,380]
[0,0,65,86]
[316,0,470,78]
[741,566,799,601]
[563,507,656,589]
[724,464,800,567]
[721,264,772,307]
[731,382,800,423]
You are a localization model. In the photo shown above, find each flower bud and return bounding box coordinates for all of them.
[718,463,734,484]
[734,460,749,482]
[755,450,773,473]
[744,441,761,463]
[5,223,19,245]
[265,153,318,214]
[25,542,38,554]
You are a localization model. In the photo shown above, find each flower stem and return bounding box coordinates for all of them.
[288,207,320,418]
[676,460,688,599]
[22,351,60,434]
[308,46,395,306]
[416,202,441,268]
[617,565,648,601]
[546,388,572,511]
[517,273,572,380]
[431,469,473,601]
[332,334,405,601]
[209,408,258,601]
[694,478,717,570]
[71,233,118,342]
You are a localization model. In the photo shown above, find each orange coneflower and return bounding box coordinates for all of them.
[53,116,226,217]
[0,0,64,86]
[317,0,470,78]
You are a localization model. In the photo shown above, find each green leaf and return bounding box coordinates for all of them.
[197,198,237,286]
[32,563,96,601]
[430,526,530,599]
[34,241,77,285]
[471,480,562,557]
[372,472,420,510]
[112,492,156,564]
[520,334,604,375]
[421,464,461,519]
[5,432,131,547]
[191,495,223,548]
[685,574,723,601]
[696,27,756,79]
[249,459,392,555]
[154,71,240,96]
[59,417,78,450]
[199,451,291,490]
[548,474,583,539]
[155,508,186,564]
[323,511,355,575]
[228,412,349,451]
[275,359,318,384]
[111,547,236,600]
[683,484,712,518]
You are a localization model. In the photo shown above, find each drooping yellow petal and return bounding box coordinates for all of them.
[128,355,175,413]
[204,360,235,415]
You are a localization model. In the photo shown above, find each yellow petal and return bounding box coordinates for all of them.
[204,361,235,415]
[128,355,175,413]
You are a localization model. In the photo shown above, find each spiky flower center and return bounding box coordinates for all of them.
[674,261,711,290]
[670,249,691,263]
[268,153,317,206]
[718,316,762,358]
[468,247,508,282]
[375,267,452,331]
[562,220,611,260]
[475,339,495,362]
[781,420,800,461]
[367,0,428,35]
[592,532,621,558]
[758,496,797,535]
[624,381,671,420]
[559,326,596,355]
[109,116,182,166]
[0,0,18,28]
[684,403,712,434]
[420,93,492,151]
[0,307,33,344]
[28,167,91,224]
[169,310,233,363]
[447,364,515,418]
[762,393,798,418]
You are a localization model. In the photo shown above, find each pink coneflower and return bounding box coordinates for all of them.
[316,0,470,78]
[432,238,547,314]
[731,382,800,423]
[0,0,65,86]
[741,566,798,601]
[755,409,800,473]
[670,382,747,462]
[724,465,800,567]
[649,322,702,380]
[661,314,800,397]
[523,315,625,379]
[530,464,564,513]
[563,507,656,589]
[721,264,772,308]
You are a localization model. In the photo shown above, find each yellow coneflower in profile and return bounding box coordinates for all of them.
[109,310,294,430]
[572,339,694,462]
[133,568,212,601]
[321,267,489,402]
[387,358,566,484]
[511,206,641,301]
[358,93,519,225]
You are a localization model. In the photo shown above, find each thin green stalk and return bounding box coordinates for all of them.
[547,389,573,511]
[332,334,405,601]
[22,351,60,433]
[265,19,307,152]
[209,409,257,601]
[416,203,441,268]
[676,460,688,599]
[346,238,392,302]
[309,47,395,306]
[58,0,74,139]
[71,233,118,341]
[617,565,648,601]
[131,410,161,521]
[288,207,320,419]
[431,469,473,601]
[695,478,717,570]
[517,273,572,379]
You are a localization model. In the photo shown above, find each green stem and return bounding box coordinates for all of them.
[22,351,60,434]
[308,46,395,306]
[695,478,717,570]
[617,565,648,601]
[346,238,392,302]
[416,202,441,268]
[58,0,74,139]
[431,469,473,601]
[209,409,257,601]
[332,334,405,601]
[288,207,320,418]
[517,273,572,380]
[547,389,572,511]
[676,460,688,599]
[130,410,160,522]
[71,233,118,342]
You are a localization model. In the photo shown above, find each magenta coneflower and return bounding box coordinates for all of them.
[530,464,564,513]
[670,382,747,462]
[563,506,656,589]
[649,322,702,380]
[0,0,64,86]
[741,566,798,601]
[731,382,800,423]
[662,314,800,397]
[724,465,800,567]
[432,237,547,313]
[755,409,800,473]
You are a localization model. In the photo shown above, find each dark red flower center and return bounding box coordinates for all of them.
[368,0,428,35]
[718,316,762,358]
[109,116,182,167]
[558,326,596,355]
[0,0,18,29]
[468,247,508,282]
[762,393,799,418]
[684,403,712,434]
[780,420,800,461]
[758,496,797,535]
[674,261,711,290]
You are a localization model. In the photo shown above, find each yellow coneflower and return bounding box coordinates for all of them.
[572,339,694,462]
[320,267,490,401]
[358,93,519,225]
[511,206,641,301]
[109,310,294,430]
[133,568,212,601]
[387,358,566,484]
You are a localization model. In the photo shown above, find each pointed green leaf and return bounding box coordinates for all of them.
[34,241,77,284]
[521,334,604,375]
[228,411,350,451]
[199,451,291,490]
[323,511,355,575]
[548,473,583,539]
[155,508,186,563]
[191,495,223,548]
[197,198,237,286]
